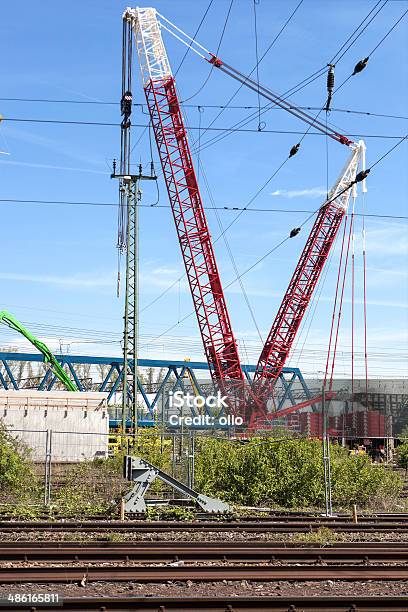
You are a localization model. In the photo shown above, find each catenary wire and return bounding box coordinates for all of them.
[189,0,305,143]
[2,98,408,120]
[139,132,408,341]
[0,199,407,221]
[188,0,387,151]
[1,117,405,140]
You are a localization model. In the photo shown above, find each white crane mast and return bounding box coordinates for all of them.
[124,7,172,85]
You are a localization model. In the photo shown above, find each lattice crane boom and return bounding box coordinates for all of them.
[126,7,245,402]
[252,142,365,422]
[126,7,368,426]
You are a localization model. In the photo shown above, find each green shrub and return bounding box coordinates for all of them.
[194,437,402,509]
[0,422,38,497]
[396,441,408,472]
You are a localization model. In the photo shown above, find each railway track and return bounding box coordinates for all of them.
[0,596,406,611]
[1,511,408,522]
[1,563,408,582]
[1,540,408,563]
[1,518,408,532]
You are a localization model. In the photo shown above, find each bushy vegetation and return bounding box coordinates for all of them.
[195,437,402,509]
[0,422,39,499]
[397,441,408,473]
[53,429,174,517]
[0,422,403,516]
[53,458,126,517]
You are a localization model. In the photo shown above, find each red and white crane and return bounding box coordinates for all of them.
[129,7,246,410]
[251,142,366,425]
[124,7,367,425]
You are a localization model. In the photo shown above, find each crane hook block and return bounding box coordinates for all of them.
[290,227,301,238]
[352,57,369,76]
[289,143,300,158]
[121,90,133,119]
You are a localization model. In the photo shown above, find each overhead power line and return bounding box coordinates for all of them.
[190,0,306,142]
[1,98,407,120]
[138,132,408,337]
[0,198,407,221]
[330,5,408,96]
[0,117,405,140]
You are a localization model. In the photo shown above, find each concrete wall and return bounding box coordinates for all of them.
[0,390,109,462]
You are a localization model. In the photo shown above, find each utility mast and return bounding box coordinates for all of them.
[112,15,156,433]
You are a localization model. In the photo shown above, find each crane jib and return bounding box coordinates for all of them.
[128,7,365,427]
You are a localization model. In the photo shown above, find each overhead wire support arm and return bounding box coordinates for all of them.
[154,11,354,147]
[208,59,353,147]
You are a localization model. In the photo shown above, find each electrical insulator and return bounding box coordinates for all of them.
[355,169,370,183]
[352,57,369,76]
[290,227,301,238]
[327,64,335,92]
[289,143,300,158]
[324,64,335,112]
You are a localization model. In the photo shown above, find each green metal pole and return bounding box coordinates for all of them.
[122,182,132,438]
[133,178,140,436]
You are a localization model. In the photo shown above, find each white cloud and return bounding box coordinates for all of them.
[270,187,327,198]
[151,267,179,276]
[364,225,408,257]
[4,125,105,168]
[0,272,114,288]
[0,159,106,175]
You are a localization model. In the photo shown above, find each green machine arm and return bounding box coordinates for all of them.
[0,310,78,391]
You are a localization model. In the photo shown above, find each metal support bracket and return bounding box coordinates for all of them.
[123,455,230,513]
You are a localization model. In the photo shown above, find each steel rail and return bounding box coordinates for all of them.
[1,543,407,563]
[1,595,407,612]
[2,519,408,532]
[2,511,408,521]
[1,564,408,582]
[2,540,408,548]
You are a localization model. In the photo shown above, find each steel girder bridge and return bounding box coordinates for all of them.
[0,352,311,422]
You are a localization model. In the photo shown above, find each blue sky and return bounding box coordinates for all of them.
[0,0,407,378]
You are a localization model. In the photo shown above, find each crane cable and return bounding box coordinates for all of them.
[142,4,406,320]
[186,0,306,144]
[140,134,407,349]
[329,214,355,392]
[176,1,264,342]
[335,5,408,94]
[253,0,263,131]
[299,0,389,139]
[174,0,215,77]
[188,0,387,154]
[182,0,235,102]
[362,191,369,402]
[199,161,264,343]
[351,193,356,408]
